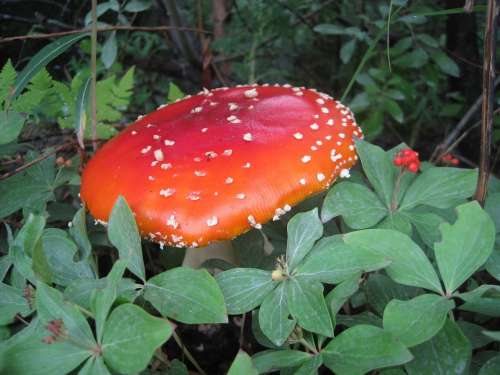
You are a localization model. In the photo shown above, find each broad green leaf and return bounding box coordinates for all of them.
[251,310,281,350]
[252,350,311,373]
[482,331,500,341]
[323,325,413,375]
[0,318,91,375]
[325,272,361,319]
[14,213,45,257]
[393,49,429,68]
[296,236,389,284]
[108,196,145,281]
[0,111,25,145]
[383,294,455,347]
[400,167,477,210]
[123,0,153,12]
[102,303,172,374]
[355,139,395,207]
[286,208,323,271]
[376,211,412,236]
[457,321,495,349]
[69,207,92,261]
[364,273,420,316]
[478,355,500,375]
[10,244,36,284]
[292,355,323,375]
[12,33,89,100]
[93,260,127,342]
[384,99,404,123]
[84,1,119,24]
[227,351,258,375]
[336,312,383,328]
[405,319,471,375]
[340,39,357,64]
[0,256,12,282]
[485,192,500,233]
[101,32,117,68]
[167,82,184,103]
[144,267,227,323]
[286,278,333,337]
[344,229,442,293]
[408,211,444,247]
[258,283,295,346]
[74,76,91,148]
[0,59,16,104]
[42,229,94,286]
[435,202,495,294]
[0,283,31,325]
[321,182,387,228]
[431,50,460,77]
[216,268,276,314]
[458,285,500,317]
[78,356,111,375]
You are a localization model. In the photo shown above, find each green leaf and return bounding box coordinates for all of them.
[355,140,395,207]
[101,32,117,68]
[457,321,495,349]
[227,351,258,375]
[485,192,500,233]
[74,76,91,148]
[93,260,127,342]
[144,267,227,323]
[258,283,295,346]
[336,312,382,328]
[0,318,91,375]
[12,69,53,113]
[0,59,16,105]
[36,283,96,347]
[216,268,276,314]
[0,283,31,325]
[478,355,500,375]
[344,229,443,293]
[340,39,357,64]
[325,272,361,319]
[383,294,455,347]
[458,285,500,317]
[78,356,111,375]
[393,49,429,69]
[102,303,172,374]
[252,350,312,373]
[0,111,25,145]
[69,207,92,261]
[364,273,420,316]
[482,331,500,341]
[400,167,477,210]
[323,325,413,375]
[108,196,145,281]
[407,211,444,247]
[286,208,323,271]
[12,33,88,101]
[293,355,323,375]
[167,82,184,103]
[431,50,460,77]
[486,248,500,281]
[296,236,389,284]
[287,278,333,337]
[435,202,495,294]
[384,99,404,123]
[15,213,45,257]
[405,319,471,375]
[322,181,387,228]
[42,229,95,286]
[123,0,153,12]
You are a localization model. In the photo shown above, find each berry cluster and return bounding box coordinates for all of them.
[42,319,64,344]
[441,153,459,166]
[393,148,420,173]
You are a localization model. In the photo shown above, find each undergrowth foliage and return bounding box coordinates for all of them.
[1,1,500,374]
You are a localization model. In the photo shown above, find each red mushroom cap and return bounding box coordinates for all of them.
[80,84,362,248]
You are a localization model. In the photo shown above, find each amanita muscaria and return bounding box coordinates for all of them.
[81,84,362,251]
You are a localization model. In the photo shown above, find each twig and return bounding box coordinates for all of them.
[474,0,498,205]
[90,0,98,151]
[172,331,207,375]
[0,142,74,181]
[239,313,246,348]
[0,25,211,44]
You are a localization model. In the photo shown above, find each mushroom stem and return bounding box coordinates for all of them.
[181,240,237,268]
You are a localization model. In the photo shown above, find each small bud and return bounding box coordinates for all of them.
[271,269,285,281]
[55,156,65,166]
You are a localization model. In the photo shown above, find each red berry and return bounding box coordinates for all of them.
[407,162,419,173]
[393,156,403,166]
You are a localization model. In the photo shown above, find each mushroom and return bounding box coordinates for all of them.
[80,84,362,266]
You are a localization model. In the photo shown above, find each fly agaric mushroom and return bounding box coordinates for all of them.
[80,84,362,261]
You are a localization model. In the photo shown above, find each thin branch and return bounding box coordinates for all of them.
[90,0,98,152]
[0,25,211,44]
[474,0,498,205]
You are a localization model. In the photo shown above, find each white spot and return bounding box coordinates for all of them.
[284,204,292,212]
[201,128,208,133]
[205,151,217,159]
[137,115,145,120]
[295,91,304,96]
[316,98,325,105]
[194,170,206,177]
[187,192,201,201]
[225,177,234,184]
[301,155,312,163]
[160,188,175,197]
[154,149,164,161]
[311,146,318,151]
[193,157,202,162]
[164,139,175,146]
[148,176,155,181]
[191,106,203,113]
[327,119,334,126]
[340,169,351,178]
[299,178,306,185]
[141,145,152,154]
[294,132,304,140]
[317,173,326,182]
[321,107,329,114]
[242,162,251,168]
[331,150,342,162]
[228,102,239,111]
[161,163,172,170]
[248,215,257,225]
[244,88,258,98]
[325,135,332,140]
[157,103,167,109]
[166,215,179,229]
[337,141,342,146]
[310,123,319,130]
[339,133,346,139]
[131,130,137,135]
[243,133,253,141]
[153,134,161,140]
[316,140,323,146]
[146,123,154,128]
[227,115,241,124]
[349,145,355,151]
[151,161,159,167]
[207,216,218,227]
[223,149,233,156]
[235,193,246,200]
[314,114,320,119]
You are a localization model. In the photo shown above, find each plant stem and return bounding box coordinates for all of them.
[299,338,318,354]
[90,0,98,151]
[474,0,498,205]
[390,169,404,212]
[172,331,207,375]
